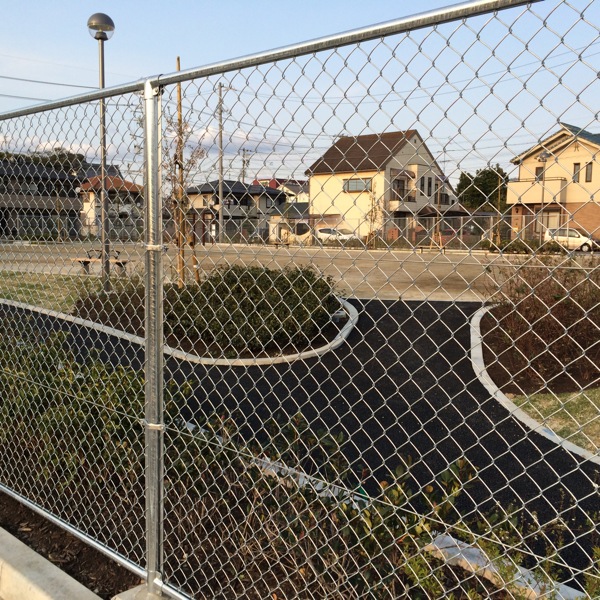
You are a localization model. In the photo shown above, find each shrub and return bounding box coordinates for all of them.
[75,265,339,358]
[1,328,597,597]
[164,265,339,356]
[485,256,600,389]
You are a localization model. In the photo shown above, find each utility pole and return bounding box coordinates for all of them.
[495,170,502,246]
[175,56,186,288]
[217,83,235,243]
[241,148,251,182]
[218,82,224,244]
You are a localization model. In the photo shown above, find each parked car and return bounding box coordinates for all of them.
[315,227,363,245]
[544,228,599,252]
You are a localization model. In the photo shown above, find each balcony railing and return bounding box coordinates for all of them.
[506,177,567,205]
[390,194,417,210]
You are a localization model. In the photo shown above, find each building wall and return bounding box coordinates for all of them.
[507,137,600,236]
[308,142,451,239]
[309,169,382,238]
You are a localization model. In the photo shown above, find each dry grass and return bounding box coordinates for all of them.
[0,271,95,313]
[512,387,600,454]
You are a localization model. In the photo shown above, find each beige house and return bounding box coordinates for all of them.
[506,123,600,238]
[80,176,144,240]
[306,130,456,241]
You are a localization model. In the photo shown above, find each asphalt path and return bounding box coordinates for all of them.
[162,299,598,573]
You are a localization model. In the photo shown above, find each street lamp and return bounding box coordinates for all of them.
[537,150,550,244]
[87,13,115,290]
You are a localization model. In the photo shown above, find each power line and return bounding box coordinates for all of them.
[0,92,51,102]
[0,74,96,90]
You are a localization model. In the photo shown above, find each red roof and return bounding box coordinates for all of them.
[81,176,142,193]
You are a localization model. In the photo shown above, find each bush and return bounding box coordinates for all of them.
[485,256,600,389]
[1,329,598,597]
[75,265,339,358]
[164,265,338,356]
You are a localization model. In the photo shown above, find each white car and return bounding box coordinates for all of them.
[544,228,599,252]
[315,227,363,245]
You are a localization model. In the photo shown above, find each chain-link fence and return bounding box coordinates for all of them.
[0,0,599,598]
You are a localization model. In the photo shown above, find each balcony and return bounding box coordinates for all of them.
[389,193,417,212]
[506,177,567,206]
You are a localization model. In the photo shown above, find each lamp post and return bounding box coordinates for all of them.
[537,150,550,244]
[87,13,115,291]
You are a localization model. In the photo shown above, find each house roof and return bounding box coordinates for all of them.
[254,177,307,189]
[0,157,122,182]
[560,123,600,147]
[81,176,142,193]
[306,130,418,175]
[511,122,600,164]
[187,180,285,198]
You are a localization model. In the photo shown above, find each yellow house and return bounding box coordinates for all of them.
[506,123,600,238]
[305,130,455,241]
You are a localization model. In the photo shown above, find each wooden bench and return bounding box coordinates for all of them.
[416,245,446,254]
[74,256,129,275]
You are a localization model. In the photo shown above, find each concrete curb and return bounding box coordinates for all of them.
[0,527,101,600]
[470,305,600,467]
[0,297,359,367]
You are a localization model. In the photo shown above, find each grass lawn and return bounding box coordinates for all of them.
[0,271,94,313]
[512,387,600,454]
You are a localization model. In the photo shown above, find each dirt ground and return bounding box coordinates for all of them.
[0,490,142,599]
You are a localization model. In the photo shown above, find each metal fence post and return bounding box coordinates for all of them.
[144,78,164,598]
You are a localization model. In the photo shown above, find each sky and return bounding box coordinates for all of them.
[0,0,455,110]
[0,0,598,185]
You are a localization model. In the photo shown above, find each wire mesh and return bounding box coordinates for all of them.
[0,1,599,598]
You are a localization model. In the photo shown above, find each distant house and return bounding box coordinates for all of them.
[186,180,286,241]
[269,202,311,244]
[0,157,80,238]
[253,178,309,203]
[306,130,456,241]
[506,123,600,238]
[0,156,133,240]
[79,176,144,240]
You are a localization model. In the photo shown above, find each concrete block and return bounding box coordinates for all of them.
[0,527,101,600]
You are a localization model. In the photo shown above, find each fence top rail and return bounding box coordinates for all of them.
[0,0,541,122]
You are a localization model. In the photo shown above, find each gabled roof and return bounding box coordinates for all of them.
[306,130,418,175]
[187,180,285,198]
[560,123,600,147]
[0,157,122,182]
[81,176,142,193]
[511,122,600,164]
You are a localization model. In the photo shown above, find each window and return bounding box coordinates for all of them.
[573,163,580,183]
[585,162,593,182]
[535,166,544,180]
[420,176,425,194]
[392,177,406,199]
[427,177,432,196]
[294,223,310,236]
[343,178,372,192]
